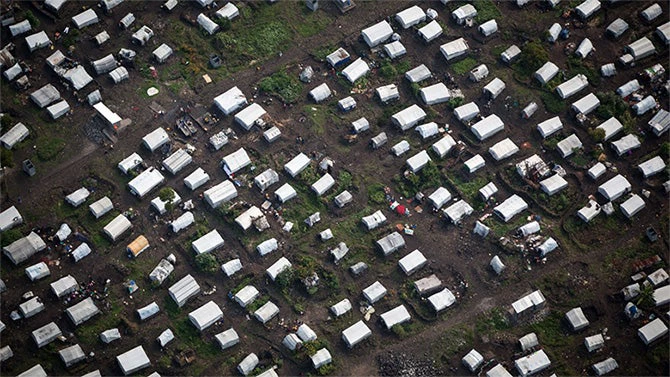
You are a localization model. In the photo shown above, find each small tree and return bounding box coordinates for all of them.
[588,128,606,142]
[158,187,176,202]
[195,253,218,274]
[520,41,549,72]
[637,284,656,308]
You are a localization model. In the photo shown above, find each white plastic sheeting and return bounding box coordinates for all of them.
[611,134,641,156]
[489,138,519,161]
[192,229,224,254]
[128,167,165,198]
[471,114,504,141]
[626,37,656,60]
[396,6,425,29]
[572,93,600,115]
[598,174,631,201]
[418,20,442,43]
[428,288,456,312]
[0,206,22,232]
[234,103,266,130]
[406,150,432,173]
[405,64,432,83]
[443,199,474,225]
[440,38,469,61]
[310,83,332,103]
[483,77,506,99]
[342,58,370,83]
[620,194,645,219]
[494,195,528,222]
[454,102,480,122]
[392,104,426,131]
[116,346,150,376]
[342,320,372,348]
[361,20,393,47]
[556,134,583,158]
[214,86,247,116]
[380,305,411,329]
[540,174,569,196]
[188,301,223,331]
[556,74,589,99]
[204,180,238,208]
[420,82,450,105]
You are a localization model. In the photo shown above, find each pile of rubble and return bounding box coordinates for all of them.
[377,352,442,377]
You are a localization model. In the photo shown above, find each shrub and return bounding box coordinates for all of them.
[391,324,407,338]
[258,70,302,103]
[1,149,13,168]
[588,127,606,142]
[36,138,65,161]
[23,10,40,28]
[0,114,13,128]
[158,187,176,202]
[379,61,397,79]
[368,183,386,204]
[275,268,295,289]
[595,92,627,119]
[195,253,218,274]
[318,363,337,376]
[214,17,231,31]
[520,41,549,72]
[540,92,565,114]
[447,97,464,109]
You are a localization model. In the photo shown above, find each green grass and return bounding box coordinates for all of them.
[474,307,510,335]
[294,5,332,37]
[450,57,478,75]
[258,70,303,103]
[434,325,474,365]
[447,172,490,205]
[302,105,335,135]
[474,0,502,23]
[484,214,527,238]
[36,137,66,161]
[541,91,566,114]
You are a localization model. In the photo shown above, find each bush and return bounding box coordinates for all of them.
[447,97,464,109]
[195,253,218,274]
[0,114,13,128]
[275,268,295,289]
[540,92,565,114]
[214,17,231,31]
[158,187,175,202]
[318,363,337,376]
[595,92,627,119]
[367,183,386,204]
[588,127,606,142]
[520,41,549,72]
[1,149,13,168]
[36,138,65,161]
[379,61,397,79]
[258,70,302,104]
[391,324,407,338]
[23,10,40,28]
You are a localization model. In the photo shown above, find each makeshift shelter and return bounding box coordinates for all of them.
[3,63,22,82]
[398,249,427,276]
[92,54,118,75]
[427,287,456,312]
[9,20,32,37]
[440,38,469,61]
[162,149,192,175]
[483,78,506,99]
[72,9,99,29]
[405,64,432,83]
[137,302,160,321]
[657,21,670,45]
[253,168,279,192]
[32,322,62,349]
[184,168,210,191]
[311,349,332,370]
[26,262,50,281]
[310,83,332,103]
[3,231,46,265]
[606,18,628,38]
[384,41,406,59]
[254,301,280,324]
[596,117,624,141]
[338,96,357,112]
[330,242,349,263]
[131,25,153,45]
[361,20,393,47]
[235,206,267,231]
[330,298,352,317]
[128,167,165,198]
[326,47,350,67]
[350,117,370,134]
[638,156,666,178]
[463,349,484,372]
[626,37,656,60]
[100,329,121,344]
[263,126,281,143]
[342,58,370,83]
[221,258,242,277]
[392,104,426,131]
[575,0,601,19]
[443,199,474,225]
[18,365,47,377]
[311,173,335,196]
[64,188,89,208]
[267,257,292,281]
[427,187,451,210]
[632,96,657,115]
[168,274,200,307]
[257,238,278,257]
[156,328,174,348]
[653,285,670,306]
[108,66,129,84]
[420,82,450,105]
[515,350,551,377]
[592,357,618,376]
[234,103,266,131]
[490,255,506,275]
[149,259,174,285]
[465,154,485,173]
[116,346,150,376]
[575,38,593,58]
[585,334,605,352]
[363,281,387,303]
[215,328,239,350]
[197,13,219,35]
[638,318,668,345]
[59,344,85,367]
[0,123,29,150]
[396,5,425,29]
[71,242,91,262]
[611,134,641,156]
[479,19,498,37]
[362,210,387,230]
[376,232,406,257]
[414,274,442,296]
[234,285,260,308]
[0,346,13,363]
[334,190,353,207]
[283,333,302,351]
[451,4,477,25]
[89,197,113,219]
[598,174,631,201]
[94,31,110,46]
[101,0,124,11]
[556,74,589,99]
[376,84,399,104]
[486,364,513,377]
[51,275,78,298]
[342,320,372,348]
[649,109,670,136]
[118,153,143,175]
[25,31,51,52]
[501,45,521,64]
[142,128,170,152]
[620,194,645,218]
[20,296,45,317]
[189,301,223,331]
[214,86,247,115]
[547,23,562,43]
[418,20,442,43]
[297,323,318,342]
[616,79,640,98]
[416,122,439,140]
[46,100,70,119]
[380,304,411,329]
[454,102,480,123]
[221,147,251,175]
[469,64,489,82]
[152,43,173,63]
[30,84,60,108]
[494,195,528,222]
[566,307,590,331]
[391,140,410,156]
[489,138,519,161]
[285,153,311,177]
[572,93,600,115]
[66,297,100,326]
[556,134,583,158]
[192,229,224,255]
[471,114,504,141]
[371,132,388,149]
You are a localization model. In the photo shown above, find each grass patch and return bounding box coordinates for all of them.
[540,91,566,114]
[474,0,502,23]
[258,70,302,103]
[36,137,66,161]
[394,161,443,198]
[474,307,510,335]
[294,5,332,37]
[447,172,490,205]
[526,311,568,348]
[450,57,478,75]
[434,325,474,365]
[302,105,335,135]
[172,317,220,359]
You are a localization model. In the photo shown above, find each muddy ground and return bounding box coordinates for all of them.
[1,0,669,376]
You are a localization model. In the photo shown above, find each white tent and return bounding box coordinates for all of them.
[376,84,399,104]
[94,31,110,46]
[234,285,260,307]
[483,78,506,99]
[428,187,452,210]
[452,4,477,24]
[168,274,200,307]
[131,25,153,45]
[616,79,640,98]
[66,297,100,326]
[197,13,219,35]
[338,96,357,112]
[428,287,456,312]
[263,126,281,143]
[25,31,51,52]
[363,281,387,303]
[406,150,432,173]
[575,38,593,58]
[469,64,489,82]
[3,231,46,264]
[0,123,29,149]
[3,63,22,81]
[396,5,425,29]
[235,206,266,231]
[89,196,113,219]
[606,18,628,38]
[20,296,45,317]
[330,298,353,317]
[575,0,600,19]
[540,174,568,196]
[192,229,224,254]
[162,149,192,175]
[285,152,311,177]
[479,19,498,37]
[108,66,129,84]
[283,333,302,351]
[215,328,239,350]
[342,58,370,83]
[221,258,242,277]
[463,349,484,372]
[597,117,624,141]
[443,199,474,225]
[30,84,60,108]
[392,104,426,131]
[101,0,124,12]
[556,134,583,158]
[501,45,521,64]
[51,275,78,297]
[221,148,251,175]
[310,83,332,103]
[380,305,411,329]
[638,318,668,345]
[566,307,590,331]
[405,64,432,83]
[384,41,406,60]
[9,20,31,37]
[149,259,174,286]
[128,167,165,198]
[342,320,372,348]
[398,249,427,275]
[26,262,50,281]
[184,168,210,191]
[267,256,292,281]
[538,237,558,257]
[556,74,589,99]
[203,178,238,207]
[334,190,353,208]
[189,301,223,331]
[465,154,485,173]
[330,242,349,263]
[257,238,278,257]
[598,174,631,201]
[418,20,443,43]
[547,23,561,43]
[18,365,47,377]
[592,358,618,376]
[626,37,656,60]
[311,349,332,369]
[648,109,670,136]
[137,301,160,321]
[587,163,606,180]
[491,255,505,275]
[254,168,279,192]
[620,194,645,218]
[638,156,666,178]
[118,153,143,175]
[519,221,541,236]
[414,274,442,295]
[489,138,519,161]
[494,195,528,222]
[362,210,387,231]
[486,364,513,377]
[156,329,174,348]
[352,117,370,133]
[254,301,279,323]
[46,100,70,119]
[440,38,469,61]
[611,134,641,156]
[65,187,90,207]
[632,96,657,115]
[534,62,559,85]
[572,93,600,115]
[102,214,131,242]
[471,114,504,141]
[143,128,170,152]
[416,122,439,140]
[326,47,350,67]
[361,20,393,47]
[392,140,410,156]
[235,103,266,131]
[32,322,62,348]
[72,9,99,29]
[297,323,318,342]
[92,54,118,75]
[311,173,335,196]
[152,43,173,63]
[275,183,297,203]
[59,344,85,367]
[578,199,601,223]
[657,21,670,45]
[0,346,13,362]
[454,102,479,123]
[515,350,551,377]
[653,285,670,306]
[214,86,247,116]
[584,334,605,352]
[116,346,150,376]
[420,82,450,105]
[216,3,239,20]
